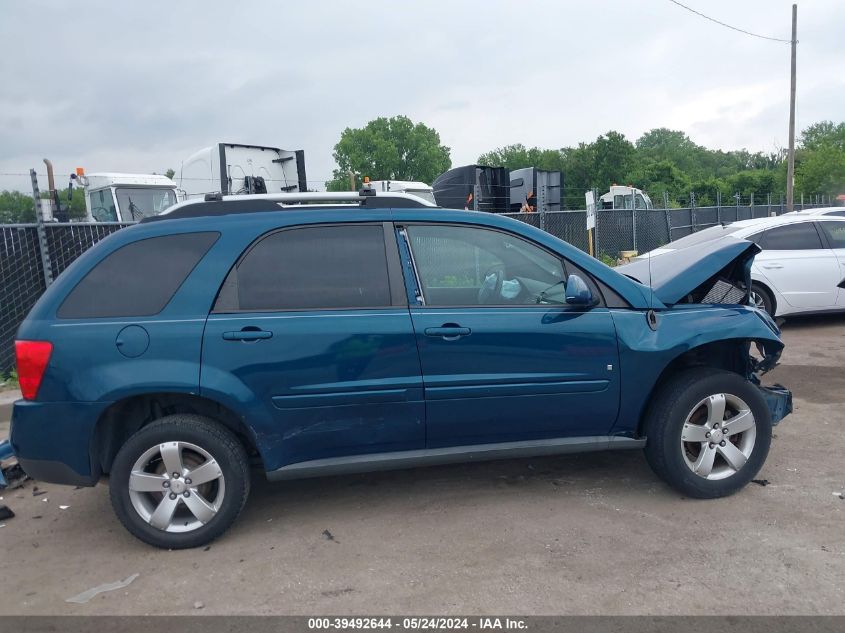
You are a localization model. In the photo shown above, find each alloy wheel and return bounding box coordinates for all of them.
[680,393,757,480]
[128,441,225,532]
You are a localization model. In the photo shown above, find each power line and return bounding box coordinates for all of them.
[666,0,793,44]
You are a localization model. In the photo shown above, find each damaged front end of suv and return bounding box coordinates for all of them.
[615,234,793,428]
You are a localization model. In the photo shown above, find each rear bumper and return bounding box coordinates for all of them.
[9,399,110,487]
[758,384,792,426]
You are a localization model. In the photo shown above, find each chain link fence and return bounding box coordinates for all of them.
[1,226,47,372]
[1,222,132,372]
[504,200,830,261]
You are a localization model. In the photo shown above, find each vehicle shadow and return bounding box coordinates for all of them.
[779,312,845,330]
[237,448,662,529]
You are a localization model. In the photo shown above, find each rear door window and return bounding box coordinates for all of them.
[759,223,824,250]
[818,221,845,249]
[215,224,393,312]
[58,232,219,318]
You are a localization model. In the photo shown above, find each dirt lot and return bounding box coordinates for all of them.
[1,315,844,615]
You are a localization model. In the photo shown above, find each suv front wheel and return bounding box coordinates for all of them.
[109,414,251,549]
[644,368,772,498]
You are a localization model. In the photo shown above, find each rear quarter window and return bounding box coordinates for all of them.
[758,222,824,250]
[57,232,219,318]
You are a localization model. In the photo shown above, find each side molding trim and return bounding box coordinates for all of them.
[266,435,645,481]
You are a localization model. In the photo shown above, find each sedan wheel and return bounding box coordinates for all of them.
[750,290,767,311]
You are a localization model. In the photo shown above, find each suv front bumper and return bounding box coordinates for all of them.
[758,384,792,425]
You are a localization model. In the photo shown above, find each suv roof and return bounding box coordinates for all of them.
[144,190,438,223]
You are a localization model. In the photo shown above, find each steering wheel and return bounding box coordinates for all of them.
[477,266,505,304]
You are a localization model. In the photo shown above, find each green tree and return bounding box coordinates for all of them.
[0,190,36,223]
[795,145,845,196]
[800,121,845,152]
[40,187,87,220]
[326,115,451,191]
[478,144,564,173]
[635,128,706,176]
[630,159,691,206]
[164,168,175,180]
[591,131,636,188]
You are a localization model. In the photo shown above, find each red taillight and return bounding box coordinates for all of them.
[14,340,53,400]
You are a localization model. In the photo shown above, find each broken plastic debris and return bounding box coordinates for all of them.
[59,505,69,510]
[65,573,139,604]
[0,505,14,521]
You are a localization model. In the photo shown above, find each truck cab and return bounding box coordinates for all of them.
[83,173,178,222]
[599,185,653,210]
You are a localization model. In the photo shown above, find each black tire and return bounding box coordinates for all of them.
[109,414,250,549]
[750,282,775,317]
[644,368,772,499]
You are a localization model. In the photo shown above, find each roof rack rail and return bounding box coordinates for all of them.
[142,190,437,223]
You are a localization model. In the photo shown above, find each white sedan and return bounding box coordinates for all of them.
[784,206,845,218]
[635,215,845,317]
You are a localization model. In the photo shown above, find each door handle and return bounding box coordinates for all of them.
[424,325,471,340]
[222,328,273,341]
[762,263,783,269]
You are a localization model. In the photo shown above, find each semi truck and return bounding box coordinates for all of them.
[73,171,179,222]
[595,184,653,210]
[178,142,307,199]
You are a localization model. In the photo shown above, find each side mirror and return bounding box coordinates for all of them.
[565,274,594,306]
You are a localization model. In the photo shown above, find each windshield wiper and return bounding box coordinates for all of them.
[127,196,143,220]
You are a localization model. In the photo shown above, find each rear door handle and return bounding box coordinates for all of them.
[222,328,273,341]
[762,263,783,269]
[424,325,471,340]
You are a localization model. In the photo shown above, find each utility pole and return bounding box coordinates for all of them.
[786,4,798,212]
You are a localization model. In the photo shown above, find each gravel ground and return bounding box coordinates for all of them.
[0,314,843,615]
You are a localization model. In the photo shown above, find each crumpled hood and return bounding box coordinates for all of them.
[615,235,761,305]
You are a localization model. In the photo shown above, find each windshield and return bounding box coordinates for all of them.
[115,187,177,220]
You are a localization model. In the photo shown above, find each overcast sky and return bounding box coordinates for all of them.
[1,0,843,192]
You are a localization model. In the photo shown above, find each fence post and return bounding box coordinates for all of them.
[662,191,669,210]
[716,190,721,224]
[30,169,54,287]
[539,185,546,231]
[767,193,772,216]
[690,190,697,232]
[631,207,638,252]
[591,187,599,257]
[750,192,754,215]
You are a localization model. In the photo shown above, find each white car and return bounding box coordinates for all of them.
[784,206,845,218]
[631,215,845,317]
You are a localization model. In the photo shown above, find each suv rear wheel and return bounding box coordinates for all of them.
[644,368,772,498]
[109,414,250,549]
